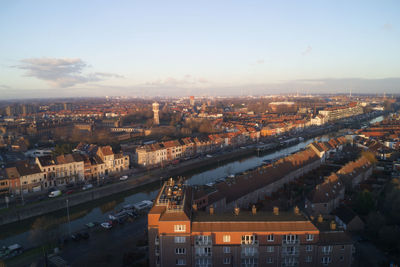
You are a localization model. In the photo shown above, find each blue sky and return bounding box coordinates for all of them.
[0,0,399,98]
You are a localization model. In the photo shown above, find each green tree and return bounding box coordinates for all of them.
[354,190,375,215]
[366,211,386,238]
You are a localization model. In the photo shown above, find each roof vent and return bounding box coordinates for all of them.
[209,205,214,215]
[318,214,323,223]
[192,203,197,211]
[273,206,279,215]
[234,206,240,216]
[294,206,300,215]
[252,205,257,215]
[330,220,337,230]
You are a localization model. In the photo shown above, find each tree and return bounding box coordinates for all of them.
[366,211,386,238]
[361,150,377,164]
[354,190,375,215]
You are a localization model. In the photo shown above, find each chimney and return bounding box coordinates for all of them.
[330,220,336,230]
[273,206,279,215]
[318,214,323,223]
[294,206,300,215]
[192,203,197,211]
[234,206,240,216]
[209,205,214,215]
[252,205,257,215]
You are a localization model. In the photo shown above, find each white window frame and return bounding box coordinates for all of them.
[223,235,231,242]
[176,259,186,265]
[174,224,186,232]
[174,236,186,243]
[306,234,314,241]
[306,255,312,263]
[267,257,273,263]
[223,257,231,264]
[223,246,231,253]
[175,248,186,255]
[267,234,274,242]
[267,246,274,252]
[306,245,313,252]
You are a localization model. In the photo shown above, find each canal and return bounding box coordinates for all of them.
[0,115,385,249]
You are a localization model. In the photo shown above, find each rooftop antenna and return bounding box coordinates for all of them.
[349,88,352,98]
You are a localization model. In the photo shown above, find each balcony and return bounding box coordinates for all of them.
[241,251,259,258]
[195,240,212,246]
[281,250,299,257]
[195,252,212,257]
[155,250,160,256]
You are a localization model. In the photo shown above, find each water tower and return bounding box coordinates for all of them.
[152,102,160,125]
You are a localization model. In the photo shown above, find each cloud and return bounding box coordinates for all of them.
[145,75,209,87]
[256,59,264,64]
[16,57,122,87]
[302,45,312,56]
[0,84,12,90]
[382,23,393,31]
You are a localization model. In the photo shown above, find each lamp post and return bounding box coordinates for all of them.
[66,198,71,236]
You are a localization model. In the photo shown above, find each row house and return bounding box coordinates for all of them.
[194,137,348,212]
[96,146,130,174]
[306,155,372,215]
[4,161,44,194]
[35,154,85,187]
[307,137,347,162]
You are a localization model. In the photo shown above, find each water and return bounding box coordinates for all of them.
[0,115,381,248]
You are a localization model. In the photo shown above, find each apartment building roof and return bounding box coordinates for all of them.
[191,211,318,232]
[309,173,344,204]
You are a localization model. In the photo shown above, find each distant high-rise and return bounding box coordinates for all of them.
[190,96,195,106]
[152,102,160,125]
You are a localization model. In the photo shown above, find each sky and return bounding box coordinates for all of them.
[0,0,399,99]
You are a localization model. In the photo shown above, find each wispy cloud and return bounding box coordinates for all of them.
[382,23,393,31]
[16,57,122,87]
[145,75,209,87]
[0,84,12,90]
[301,45,312,56]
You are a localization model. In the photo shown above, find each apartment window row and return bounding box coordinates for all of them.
[223,235,231,242]
[195,258,211,267]
[176,259,186,266]
[321,256,331,265]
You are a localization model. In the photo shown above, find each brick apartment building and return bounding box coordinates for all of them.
[148,179,354,267]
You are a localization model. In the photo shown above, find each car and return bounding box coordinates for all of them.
[101,222,112,229]
[119,175,128,181]
[82,184,93,190]
[71,234,81,242]
[48,190,62,198]
[80,232,90,240]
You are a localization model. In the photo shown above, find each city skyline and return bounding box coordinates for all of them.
[1,0,400,99]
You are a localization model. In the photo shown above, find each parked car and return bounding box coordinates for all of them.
[82,184,93,190]
[101,222,112,229]
[48,190,62,198]
[119,175,128,181]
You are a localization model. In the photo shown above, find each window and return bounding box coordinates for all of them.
[244,246,256,256]
[267,246,274,252]
[223,257,231,264]
[340,256,344,261]
[306,234,314,241]
[341,245,345,250]
[223,235,231,242]
[241,235,257,245]
[196,235,211,245]
[223,246,231,253]
[241,258,258,265]
[267,234,274,242]
[195,258,211,266]
[174,225,186,232]
[321,257,331,265]
[175,236,186,243]
[196,247,211,256]
[306,256,312,263]
[175,248,186,255]
[322,246,332,254]
[176,259,186,265]
[267,257,273,263]
[283,234,298,244]
[306,245,313,252]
